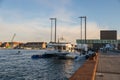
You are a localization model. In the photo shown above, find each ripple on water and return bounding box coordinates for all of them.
[0,50,85,80]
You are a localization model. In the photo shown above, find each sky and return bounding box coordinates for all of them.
[0,0,120,44]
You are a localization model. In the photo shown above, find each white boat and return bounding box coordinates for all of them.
[44,42,85,60]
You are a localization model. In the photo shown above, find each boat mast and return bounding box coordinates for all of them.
[50,18,57,43]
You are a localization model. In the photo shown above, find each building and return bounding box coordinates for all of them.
[76,30,120,49]
[100,30,117,40]
[0,42,22,48]
[76,39,120,49]
[0,42,2,46]
[0,42,47,49]
[23,42,47,49]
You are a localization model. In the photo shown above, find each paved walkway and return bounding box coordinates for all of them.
[69,53,98,80]
[95,51,120,80]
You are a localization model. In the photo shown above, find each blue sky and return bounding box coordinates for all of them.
[0,0,120,43]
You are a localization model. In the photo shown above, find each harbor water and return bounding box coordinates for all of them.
[0,49,85,80]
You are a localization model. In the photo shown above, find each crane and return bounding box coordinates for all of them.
[11,33,16,42]
[10,33,16,48]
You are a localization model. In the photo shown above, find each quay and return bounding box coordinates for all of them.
[69,52,98,80]
[69,50,120,80]
[95,51,120,80]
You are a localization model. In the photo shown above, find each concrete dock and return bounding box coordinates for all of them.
[69,50,120,80]
[69,53,98,80]
[95,51,120,80]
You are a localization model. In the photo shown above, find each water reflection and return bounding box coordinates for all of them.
[0,50,85,80]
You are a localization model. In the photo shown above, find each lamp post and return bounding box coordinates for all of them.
[79,16,87,44]
[50,18,57,43]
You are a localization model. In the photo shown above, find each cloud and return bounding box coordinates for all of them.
[0,1,107,44]
[0,16,103,44]
[1,0,118,44]
[36,0,71,9]
[0,18,50,42]
[56,22,103,43]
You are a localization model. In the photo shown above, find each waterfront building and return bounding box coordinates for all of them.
[76,39,120,49]
[0,42,47,49]
[0,42,22,48]
[23,42,47,49]
[76,30,120,50]
[100,30,117,40]
[0,42,2,46]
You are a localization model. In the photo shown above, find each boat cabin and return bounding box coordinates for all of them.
[47,42,74,52]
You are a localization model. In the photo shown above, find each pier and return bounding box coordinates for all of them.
[95,51,120,80]
[69,50,120,80]
[69,53,98,80]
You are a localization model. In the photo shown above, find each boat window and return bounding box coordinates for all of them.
[63,46,66,50]
[58,46,61,50]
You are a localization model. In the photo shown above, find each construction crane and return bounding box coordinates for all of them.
[11,33,16,42]
[10,33,16,48]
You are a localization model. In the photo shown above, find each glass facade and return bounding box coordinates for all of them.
[76,39,120,44]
